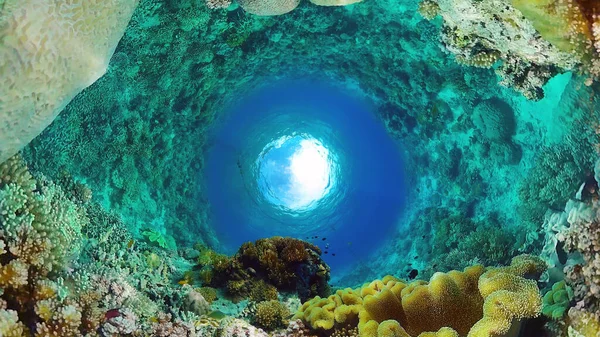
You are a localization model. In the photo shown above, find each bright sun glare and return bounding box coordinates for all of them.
[287,139,330,207]
[259,136,332,210]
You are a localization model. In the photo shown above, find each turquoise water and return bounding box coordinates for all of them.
[2,0,600,335]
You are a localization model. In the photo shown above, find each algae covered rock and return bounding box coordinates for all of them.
[471,98,516,142]
[204,237,331,302]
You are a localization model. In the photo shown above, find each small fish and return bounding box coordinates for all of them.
[331,253,336,257]
[322,238,326,241]
[208,311,226,320]
[178,279,190,285]
[127,239,135,249]
[324,251,328,254]
[407,269,418,280]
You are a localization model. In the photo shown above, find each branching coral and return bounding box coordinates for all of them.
[0,154,87,274]
[555,198,600,325]
[0,154,220,336]
[423,210,517,276]
[0,155,94,335]
[296,256,545,337]
[519,144,594,224]
[254,300,291,331]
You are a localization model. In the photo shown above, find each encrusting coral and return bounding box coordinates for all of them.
[295,255,546,337]
[0,0,139,163]
[510,0,600,82]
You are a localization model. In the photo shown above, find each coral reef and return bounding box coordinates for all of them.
[542,281,573,320]
[0,154,225,336]
[426,0,576,100]
[253,300,291,330]
[201,237,331,302]
[238,0,300,16]
[511,0,600,81]
[0,0,138,163]
[557,199,600,325]
[296,256,545,337]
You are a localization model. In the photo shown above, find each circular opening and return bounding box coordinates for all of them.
[204,79,407,272]
[257,135,334,210]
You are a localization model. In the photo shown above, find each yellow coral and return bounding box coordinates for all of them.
[0,259,28,289]
[510,0,596,60]
[254,300,290,331]
[0,309,27,337]
[296,256,545,337]
[419,327,460,337]
[567,308,600,337]
[297,288,365,330]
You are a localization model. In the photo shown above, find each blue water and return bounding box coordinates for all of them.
[204,79,408,272]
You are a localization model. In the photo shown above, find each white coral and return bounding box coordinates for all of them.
[0,0,139,163]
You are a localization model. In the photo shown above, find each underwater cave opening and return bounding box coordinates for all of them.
[257,135,335,211]
[204,78,408,275]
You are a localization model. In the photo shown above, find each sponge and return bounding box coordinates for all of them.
[0,0,138,163]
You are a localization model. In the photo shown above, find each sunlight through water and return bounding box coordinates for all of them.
[258,136,332,210]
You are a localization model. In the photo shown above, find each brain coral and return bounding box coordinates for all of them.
[238,0,301,15]
[471,98,516,141]
[296,256,545,337]
[0,0,138,164]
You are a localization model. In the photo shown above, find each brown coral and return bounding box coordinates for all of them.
[254,300,291,331]
[418,0,440,20]
[209,237,330,302]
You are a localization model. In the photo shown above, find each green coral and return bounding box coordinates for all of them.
[427,211,517,274]
[141,229,168,249]
[542,281,573,320]
[519,143,594,223]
